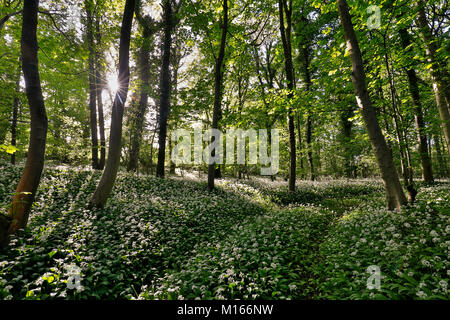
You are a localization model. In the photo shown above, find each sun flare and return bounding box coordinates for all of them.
[107,74,119,92]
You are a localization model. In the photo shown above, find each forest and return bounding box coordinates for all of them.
[0,0,449,301]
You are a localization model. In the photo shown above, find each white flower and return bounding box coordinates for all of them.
[416,291,427,298]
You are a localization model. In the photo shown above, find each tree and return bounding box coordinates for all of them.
[207,0,228,191]
[128,0,159,172]
[89,0,136,208]
[95,10,106,170]
[1,0,48,247]
[85,0,100,169]
[278,0,296,191]
[415,0,450,156]
[398,26,433,183]
[337,0,407,210]
[156,0,176,178]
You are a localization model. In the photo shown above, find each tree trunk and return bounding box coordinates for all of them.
[89,0,135,208]
[86,0,99,170]
[278,0,296,192]
[1,0,48,248]
[434,133,448,178]
[337,0,407,210]
[128,28,152,172]
[207,0,228,191]
[299,14,314,181]
[416,0,450,155]
[340,102,355,178]
[296,113,304,174]
[169,37,180,175]
[156,0,173,178]
[95,16,106,170]
[382,37,416,202]
[306,115,314,181]
[11,76,20,165]
[397,28,433,183]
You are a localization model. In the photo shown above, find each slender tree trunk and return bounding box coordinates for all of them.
[416,0,450,155]
[382,38,416,202]
[254,46,277,180]
[398,29,433,183]
[86,0,99,170]
[169,40,180,175]
[296,114,304,174]
[208,0,228,191]
[1,0,48,248]
[95,17,106,170]
[89,0,135,208]
[340,102,355,178]
[128,28,152,172]
[278,0,296,191]
[169,138,175,174]
[299,15,314,181]
[434,133,448,178]
[306,115,314,181]
[337,0,407,210]
[11,76,20,165]
[156,0,173,178]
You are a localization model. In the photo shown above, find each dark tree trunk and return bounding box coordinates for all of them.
[95,17,106,170]
[296,114,304,173]
[11,76,20,165]
[129,2,158,172]
[128,28,152,172]
[299,15,314,181]
[337,0,407,210]
[168,38,180,175]
[254,45,277,180]
[306,115,314,181]
[156,0,173,178]
[382,36,416,202]
[398,27,433,183]
[207,0,228,191]
[278,0,296,191]
[416,0,450,155]
[1,0,48,247]
[86,0,99,170]
[89,0,135,208]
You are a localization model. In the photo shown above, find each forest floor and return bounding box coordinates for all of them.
[0,163,449,300]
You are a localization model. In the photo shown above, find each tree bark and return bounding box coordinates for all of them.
[1,0,48,248]
[337,0,407,210]
[89,0,135,208]
[207,0,228,191]
[11,75,20,165]
[128,1,158,172]
[128,28,152,172]
[278,0,296,191]
[434,133,448,178]
[156,0,173,178]
[340,101,355,178]
[398,27,433,183]
[95,16,106,170]
[86,0,99,170]
[416,0,450,156]
[382,35,416,202]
